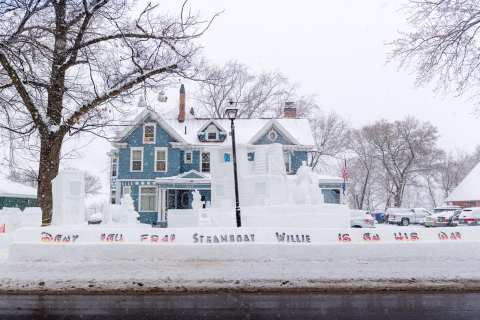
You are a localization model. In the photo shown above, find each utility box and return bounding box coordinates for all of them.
[51,169,85,225]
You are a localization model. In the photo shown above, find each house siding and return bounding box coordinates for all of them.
[180,150,201,172]
[117,124,181,180]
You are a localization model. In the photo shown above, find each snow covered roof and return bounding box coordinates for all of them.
[447,162,480,202]
[116,109,315,148]
[0,177,37,199]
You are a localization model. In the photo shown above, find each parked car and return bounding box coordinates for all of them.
[459,207,480,226]
[386,208,431,226]
[424,206,462,227]
[371,209,386,223]
[350,210,376,228]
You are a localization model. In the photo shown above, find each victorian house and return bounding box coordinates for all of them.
[109,85,337,225]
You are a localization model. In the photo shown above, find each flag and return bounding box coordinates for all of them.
[341,158,348,195]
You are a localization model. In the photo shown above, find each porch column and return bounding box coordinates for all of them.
[157,188,167,224]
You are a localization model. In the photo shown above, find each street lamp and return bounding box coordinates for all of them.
[224,101,242,228]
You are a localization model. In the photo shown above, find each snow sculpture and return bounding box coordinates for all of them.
[51,169,85,226]
[191,190,203,210]
[122,194,140,225]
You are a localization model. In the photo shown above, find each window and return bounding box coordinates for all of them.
[139,186,157,212]
[284,151,291,174]
[111,190,116,204]
[122,186,131,197]
[201,152,210,172]
[130,148,143,172]
[224,153,231,162]
[247,152,255,161]
[207,132,217,140]
[143,123,155,144]
[184,151,193,164]
[111,157,118,177]
[267,129,278,142]
[206,124,218,141]
[155,148,168,172]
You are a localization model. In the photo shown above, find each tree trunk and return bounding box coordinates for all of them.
[393,190,402,208]
[38,134,63,226]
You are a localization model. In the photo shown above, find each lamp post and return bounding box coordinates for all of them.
[224,102,242,228]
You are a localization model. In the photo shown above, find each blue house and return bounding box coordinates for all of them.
[109,85,318,225]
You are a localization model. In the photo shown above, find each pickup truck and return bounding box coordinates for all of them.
[386,208,432,226]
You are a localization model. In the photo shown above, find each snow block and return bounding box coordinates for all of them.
[7,226,480,263]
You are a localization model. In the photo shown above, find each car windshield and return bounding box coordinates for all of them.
[433,208,457,213]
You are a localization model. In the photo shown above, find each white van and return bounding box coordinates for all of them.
[459,207,480,226]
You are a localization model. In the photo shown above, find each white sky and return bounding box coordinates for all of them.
[66,0,479,190]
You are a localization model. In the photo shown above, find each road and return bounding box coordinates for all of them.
[1,293,479,320]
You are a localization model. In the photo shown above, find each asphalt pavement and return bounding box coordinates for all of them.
[1,293,479,320]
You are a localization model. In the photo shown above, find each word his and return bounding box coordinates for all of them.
[140,234,176,243]
[193,233,255,244]
[41,232,79,243]
[393,232,420,241]
[275,232,311,243]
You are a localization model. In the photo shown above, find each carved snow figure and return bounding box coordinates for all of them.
[191,190,203,210]
[51,169,86,226]
[293,162,313,204]
[194,190,212,226]
[122,194,139,225]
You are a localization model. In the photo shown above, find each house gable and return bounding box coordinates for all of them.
[118,110,186,144]
[250,121,299,146]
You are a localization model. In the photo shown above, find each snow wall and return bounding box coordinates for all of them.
[168,204,350,228]
[7,226,474,262]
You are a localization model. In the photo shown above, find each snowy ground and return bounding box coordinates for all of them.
[1,225,480,293]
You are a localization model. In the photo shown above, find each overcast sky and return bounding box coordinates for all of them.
[66,0,480,189]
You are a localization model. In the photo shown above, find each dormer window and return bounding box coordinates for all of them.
[143,123,156,144]
[206,124,218,141]
[207,132,217,140]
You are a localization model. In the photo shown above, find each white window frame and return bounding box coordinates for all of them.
[154,147,168,172]
[201,151,210,172]
[130,147,144,172]
[184,151,193,164]
[139,186,157,212]
[143,123,156,144]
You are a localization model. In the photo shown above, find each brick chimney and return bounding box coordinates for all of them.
[178,84,185,123]
[283,101,297,118]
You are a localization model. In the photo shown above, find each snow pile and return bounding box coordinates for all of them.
[0,177,36,198]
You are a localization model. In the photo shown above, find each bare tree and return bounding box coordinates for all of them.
[194,61,314,118]
[436,151,477,198]
[390,0,480,98]
[363,117,439,207]
[84,171,102,196]
[345,128,379,210]
[309,110,350,169]
[0,0,217,225]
